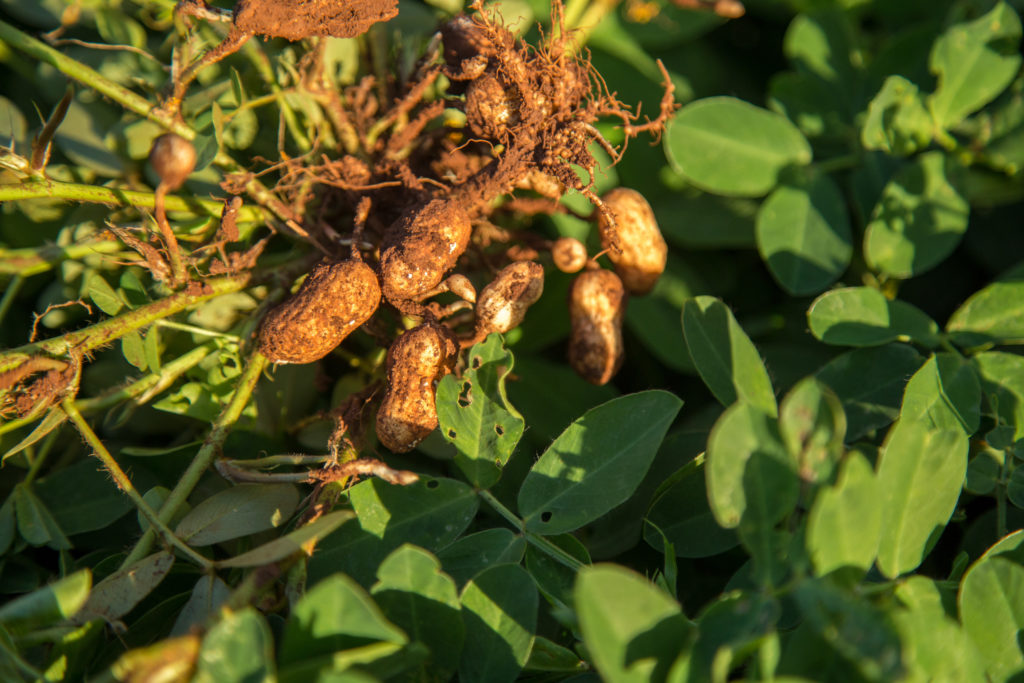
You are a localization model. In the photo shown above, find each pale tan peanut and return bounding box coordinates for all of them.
[515,168,564,198]
[596,187,667,295]
[380,199,473,306]
[552,237,588,273]
[258,260,380,364]
[149,134,196,191]
[376,321,459,452]
[475,261,544,336]
[568,269,626,385]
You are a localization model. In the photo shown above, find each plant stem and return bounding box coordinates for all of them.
[120,349,269,569]
[0,179,264,221]
[0,274,23,326]
[477,490,585,571]
[0,239,124,277]
[997,450,1008,539]
[0,272,251,362]
[62,399,213,568]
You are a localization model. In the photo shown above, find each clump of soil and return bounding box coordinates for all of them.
[233,0,398,40]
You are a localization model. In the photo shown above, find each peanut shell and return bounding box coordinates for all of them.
[258,259,380,364]
[597,187,667,295]
[551,237,587,273]
[568,268,626,385]
[475,260,544,335]
[376,321,459,452]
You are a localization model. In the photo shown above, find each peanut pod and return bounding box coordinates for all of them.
[596,187,667,295]
[380,199,472,306]
[376,321,459,453]
[475,260,544,336]
[568,268,626,386]
[258,259,380,364]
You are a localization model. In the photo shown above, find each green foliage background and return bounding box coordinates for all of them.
[2,0,1024,680]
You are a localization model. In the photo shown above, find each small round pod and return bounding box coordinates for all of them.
[258,259,380,364]
[465,73,520,140]
[552,237,588,273]
[596,187,667,295]
[568,269,626,386]
[149,134,196,191]
[475,261,544,336]
[380,199,473,306]
[376,321,459,453]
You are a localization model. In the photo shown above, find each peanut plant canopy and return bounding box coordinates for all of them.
[2,0,1024,680]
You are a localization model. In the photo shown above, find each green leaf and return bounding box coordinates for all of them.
[0,569,91,635]
[174,483,299,546]
[14,484,70,549]
[807,287,940,348]
[783,9,857,86]
[815,343,925,440]
[0,497,13,556]
[755,174,852,296]
[86,272,124,316]
[975,351,1024,445]
[793,579,903,680]
[171,575,230,636]
[875,420,967,578]
[222,106,259,150]
[517,391,682,534]
[308,478,478,586]
[458,564,537,683]
[863,151,969,279]
[688,590,780,680]
[946,261,1024,346]
[768,70,849,139]
[119,270,148,308]
[892,576,986,682]
[35,458,133,535]
[900,353,981,435]
[682,296,777,416]
[524,533,590,607]
[805,451,881,575]
[77,551,174,623]
[436,529,526,588]
[779,377,846,485]
[281,573,407,666]
[644,460,739,558]
[665,96,812,197]
[95,8,146,49]
[861,75,933,155]
[371,544,464,681]
[218,510,354,569]
[574,564,692,683]
[193,608,276,683]
[2,408,66,464]
[1008,468,1024,509]
[437,334,524,488]
[928,1,1023,129]
[524,635,585,672]
[959,531,1024,681]
[705,402,798,530]
[144,328,161,373]
[121,330,146,371]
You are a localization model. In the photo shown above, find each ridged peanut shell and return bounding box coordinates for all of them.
[258,260,380,364]
[597,187,667,295]
[376,322,459,453]
[568,269,626,386]
[475,261,544,335]
[380,199,473,305]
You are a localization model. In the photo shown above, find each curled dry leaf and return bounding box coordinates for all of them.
[475,261,544,336]
[379,199,473,307]
[552,237,588,273]
[376,322,459,453]
[233,0,398,40]
[569,269,626,385]
[597,188,667,295]
[258,260,381,364]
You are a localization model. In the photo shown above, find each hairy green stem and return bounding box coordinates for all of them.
[0,274,23,325]
[0,240,124,277]
[478,490,585,571]
[120,350,269,569]
[63,399,213,568]
[0,272,251,362]
[0,179,264,221]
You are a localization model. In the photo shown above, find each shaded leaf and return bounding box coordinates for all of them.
[193,608,276,683]
[14,483,70,550]
[807,287,940,348]
[459,564,537,683]
[0,569,91,635]
[806,451,881,575]
[779,377,846,484]
[436,529,526,588]
[947,261,1024,346]
[517,391,682,534]
[900,353,981,435]
[861,75,932,155]
[218,510,354,569]
[644,459,739,559]
[974,351,1024,445]
[175,483,299,546]
[171,575,231,637]
[77,552,174,623]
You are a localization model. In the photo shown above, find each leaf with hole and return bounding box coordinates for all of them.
[861,75,932,155]
[517,391,682,535]
[437,334,524,488]
[682,296,777,416]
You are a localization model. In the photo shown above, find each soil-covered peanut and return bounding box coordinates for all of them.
[597,187,667,295]
[475,261,544,335]
[376,321,459,452]
[149,134,196,191]
[258,259,380,364]
[552,237,588,273]
[380,199,472,306]
[466,73,520,140]
[568,269,626,385]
